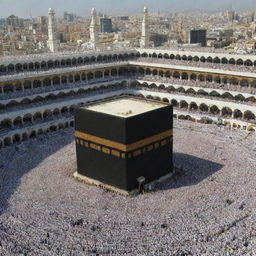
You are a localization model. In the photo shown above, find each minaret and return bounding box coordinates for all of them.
[90,8,99,49]
[47,8,59,52]
[140,6,150,48]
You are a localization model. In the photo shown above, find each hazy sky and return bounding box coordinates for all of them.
[0,0,256,18]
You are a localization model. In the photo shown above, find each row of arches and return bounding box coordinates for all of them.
[134,67,256,91]
[0,106,75,131]
[0,82,127,110]
[137,82,256,102]
[135,93,256,121]
[138,52,256,67]
[0,68,125,94]
[0,120,74,147]
[0,53,135,74]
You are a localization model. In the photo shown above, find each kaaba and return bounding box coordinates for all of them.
[74,96,173,192]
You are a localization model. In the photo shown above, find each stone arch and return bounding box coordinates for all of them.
[244,111,255,120]
[222,92,233,99]
[181,72,188,80]
[186,88,196,95]
[214,76,221,84]
[206,75,213,82]
[61,59,66,66]
[95,71,103,79]
[176,87,185,93]
[213,57,220,63]
[245,96,256,102]
[193,56,199,62]
[221,107,232,117]
[149,83,157,89]
[234,94,245,101]
[33,80,42,88]
[173,71,180,79]
[72,58,77,65]
[33,112,42,121]
[7,100,19,108]
[23,113,33,124]
[199,103,209,112]
[43,78,51,87]
[152,69,158,76]
[171,99,178,107]
[23,63,28,70]
[198,89,208,96]
[189,102,198,111]
[167,86,175,92]
[162,98,169,103]
[1,118,12,129]
[164,53,169,59]
[190,73,197,80]
[236,59,243,65]
[244,59,253,66]
[240,80,249,87]
[53,108,60,116]
[230,78,239,85]
[8,64,15,72]
[54,60,60,67]
[209,91,221,97]
[3,83,14,93]
[180,100,188,109]
[229,58,235,65]
[29,130,37,138]
[53,76,60,85]
[200,56,206,62]
[206,56,213,63]
[175,54,181,60]
[210,105,220,115]
[221,58,228,64]
[158,84,165,89]
[198,74,205,81]
[32,96,44,103]
[47,60,53,68]
[43,109,52,119]
[97,55,103,61]
[15,63,22,71]
[182,55,187,61]
[13,116,23,127]
[233,109,242,119]
[141,52,148,57]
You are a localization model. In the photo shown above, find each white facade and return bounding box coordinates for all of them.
[140,6,150,48]
[47,8,59,52]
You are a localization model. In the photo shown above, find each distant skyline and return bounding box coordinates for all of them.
[0,0,256,18]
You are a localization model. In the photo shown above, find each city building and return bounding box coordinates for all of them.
[100,17,112,33]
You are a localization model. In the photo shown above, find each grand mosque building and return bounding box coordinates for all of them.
[0,7,256,147]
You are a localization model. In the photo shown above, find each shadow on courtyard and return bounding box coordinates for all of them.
[0,128,74,216]
[155,152,224,191]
